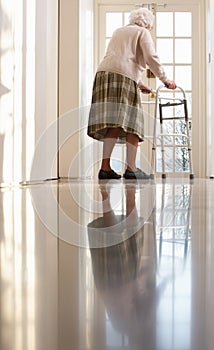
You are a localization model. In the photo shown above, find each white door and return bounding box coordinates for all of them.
[96,2,205,177]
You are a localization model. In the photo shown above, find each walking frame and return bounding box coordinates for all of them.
[150,85,194,180]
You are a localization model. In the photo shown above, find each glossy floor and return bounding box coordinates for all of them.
[0,178,214,350]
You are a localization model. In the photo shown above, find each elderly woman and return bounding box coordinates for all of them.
[88,8,176,180]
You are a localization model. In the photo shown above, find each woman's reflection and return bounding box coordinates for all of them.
[88,183,170,350]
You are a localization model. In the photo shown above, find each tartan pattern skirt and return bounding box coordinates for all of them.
[87,71,144,143]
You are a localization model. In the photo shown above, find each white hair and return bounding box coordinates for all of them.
[129,8,154,28]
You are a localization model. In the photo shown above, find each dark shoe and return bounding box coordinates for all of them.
[123,168,150,180]
[98,169,121,180]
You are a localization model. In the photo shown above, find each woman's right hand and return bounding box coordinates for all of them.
[138,81,152,94]
[164,80,177,89]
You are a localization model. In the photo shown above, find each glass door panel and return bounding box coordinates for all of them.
[106,13,123,37]
[156,12,173,36]
[174,12,192,37]
[175,39,192,64]
[155,10,193,175]
[156,39,174,63]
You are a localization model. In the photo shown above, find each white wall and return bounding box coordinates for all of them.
[79,0,94,178]
[33,0,58,181]
[0,0,212,182]
[206,0,214,177]
[0,0,58,185]
[58,0,79,179]
[59,0,94,179]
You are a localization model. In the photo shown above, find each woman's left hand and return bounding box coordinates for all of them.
[164,80,177,90]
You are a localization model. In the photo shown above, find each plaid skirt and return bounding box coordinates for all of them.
[87,71,144,143]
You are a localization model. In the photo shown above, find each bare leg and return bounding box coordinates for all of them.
[126,133,139,171]
[101,127,122,171]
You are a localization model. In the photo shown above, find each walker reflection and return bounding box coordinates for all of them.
[87,182,192,350]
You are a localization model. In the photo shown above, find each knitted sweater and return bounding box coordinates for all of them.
[97,24,167,84]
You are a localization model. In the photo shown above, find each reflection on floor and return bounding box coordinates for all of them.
[0,178,214,350]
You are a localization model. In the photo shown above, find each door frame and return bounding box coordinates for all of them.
[94,0,206,177]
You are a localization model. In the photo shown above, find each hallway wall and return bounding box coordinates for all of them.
[58,0,94,179]
[0,0,213,183]
[0,0,58,185]
[206,0,214,177]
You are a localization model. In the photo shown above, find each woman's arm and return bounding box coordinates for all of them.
[140,30,176,89]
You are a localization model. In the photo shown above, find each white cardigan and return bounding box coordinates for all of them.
[97,24,168,84]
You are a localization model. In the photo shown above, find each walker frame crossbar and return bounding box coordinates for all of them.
[150,85,194,180]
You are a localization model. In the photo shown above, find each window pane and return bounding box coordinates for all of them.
[175,103,185,119]
[174,92,192,118]
[105,38,110,51]
[156,66,173,87]
[175,39,192,64]
[175,66,192,91]
[156,39,173,63]
[175,147,190,172]
[175,120,188,144]
[163,135,173,145]
[124,12,130,25]
[161,120,174,145]
[185,93,192,118]
[156,12,173,37]
[106,13,123,37]
[161,104,175,119]
[175,12,192,37]
[163,147,173,172]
